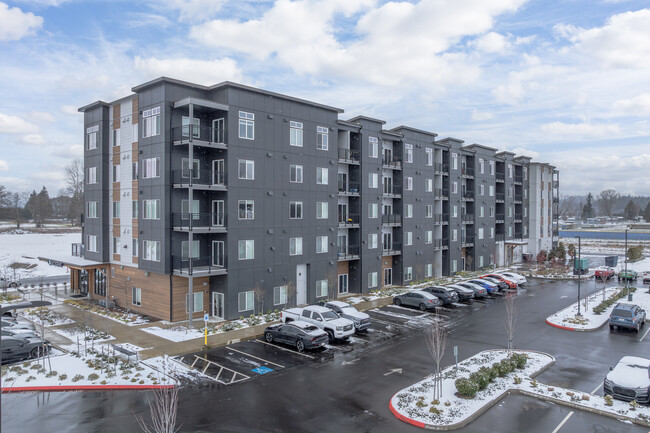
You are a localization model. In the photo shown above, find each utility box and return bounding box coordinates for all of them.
[573,258,589,275]
[604,256,618,267]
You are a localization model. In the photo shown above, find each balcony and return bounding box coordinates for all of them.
[514,174,523,185]
[382,157,402,170]
[434,214,445,225]
[495,192,505,202]
[496,213,505,223]
[461,236,474,247]
[172,169,227,191]
[382,242,402,256]
[172,213,226,233]
[433,239,443,250]
[462,214,474,224]
[338,213,360,228]
[461,167,475,178]
[514,231,523,239]
[172,255,227,277]
[496,170,505,183]
[172,125,226,150]
[434,188,449,200]
[495,233,505,242]
[553,196,559,204]
[514,194,523,203]
[462,190,475,201]
[382,184,402,198]
[552,229,559,238]
[382,214,402,226]
[338,181,360,196]
[514,213,522,222]
[441,237,449,249]
[553,180,559,189]
[434,162,449,174]
[338,246,360,261]
[71,243,84,258]
[338,148,360,164]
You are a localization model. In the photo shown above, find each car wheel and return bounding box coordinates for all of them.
[419,303,427,311]
[265,331,273,343]
[326,330,335,343]
[296,340,305,352]
[30,346,43,359]
[394,298,402,306]
[8,282,17,288]
[609,325,614,331]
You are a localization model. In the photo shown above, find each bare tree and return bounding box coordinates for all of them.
[504,293,518,353]
[597,189,619,218]
[10,192,27,228]
[0,185,10,207]
[425,314,447,400]
[65,159,84,225]
[253,283,264,315]
[286,281,296,308]
[136,386,180,433]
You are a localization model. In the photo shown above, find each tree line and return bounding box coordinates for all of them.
[558,189,650,222]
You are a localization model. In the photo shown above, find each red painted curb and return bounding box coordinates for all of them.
[1,384,174,393]
[389,394,426,429]
[545,319,576,331]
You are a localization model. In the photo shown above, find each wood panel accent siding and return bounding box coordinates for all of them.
[337,261,349,275]
[113,105,121,130]
[132,98,138,124]
[171,276,210,321]
[112,254,121,262]
[109,265,172,321]
[112,143,120,161]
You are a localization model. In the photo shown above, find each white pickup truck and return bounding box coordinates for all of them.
[281,305,355,341]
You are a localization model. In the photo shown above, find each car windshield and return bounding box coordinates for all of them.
[321,311,339,320]
[612,309,632,318]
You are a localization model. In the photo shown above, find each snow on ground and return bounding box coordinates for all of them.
[0,231,80,279]
[52,325,114,352]
[141,326,206,342]
[21,307,74,327]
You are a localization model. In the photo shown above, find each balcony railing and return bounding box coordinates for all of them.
[171,125,226,147]
[461,236,474,246]
[338,213,360,226]
[382,158,402,169]
[172,169,226,188]
[496,213,505,222]
[338,148,360,163]
[382,184,402,196]
[433,239,443,249]
[462,190,475,200]
[462,214,474,223]
[434,214,444,224]
[514,213,523,221]
[172,212,226,231]
[514,231,523,239]
[337,246,360,261]
[496,169,505,182]
[495,233,505,242]
[461,167,475,177]
[382,242,402,255]
[434,188,449,199]
[495,192,505,201]
[71,243,84,257]
[514,174,523,184]
[514,194,523,203]
[338,181,360,195]
[434,162,449,174]
[553,181,559,189]
[382,214,402,225]
[172,255,227,276]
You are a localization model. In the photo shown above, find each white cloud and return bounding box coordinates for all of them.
[540,121,620,137]
[612,93,650,116]
[508,147,539,159]
[0,160,8,171]
[471,109,494,121]
[152,0,227,22]
[134,56,243,86]
[51,144,82,159]
[60,105,78,115]
[0,112,39,134]
[29,111,55,124]
[126,12,172,28]
[0,2,43,41]
[470,32,510,53]
[18,134,46,145]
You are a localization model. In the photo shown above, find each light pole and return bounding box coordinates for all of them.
[577,236,581,316]
[625,228,632,301]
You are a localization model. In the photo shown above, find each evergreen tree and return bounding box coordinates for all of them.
[581,193,596,220]
[624,200,639,221]
[25,186,52,227]
[643,202,650,223]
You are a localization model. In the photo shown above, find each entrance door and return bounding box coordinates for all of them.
[212,118,225,144]
[383,232,392,252]
[338,172,347,193]
[338,274,348,294]
[212,200,225,226]
[212,159,225,185]
[212,292,224,319]
[296,264,307,306]
[384,268,392,287]
[212,241,224,267]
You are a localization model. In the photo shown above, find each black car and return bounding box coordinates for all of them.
[264,321,329,351]
[421,286,460,305]
[0,336,51,363]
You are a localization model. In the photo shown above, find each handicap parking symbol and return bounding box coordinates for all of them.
[251,366,274,375]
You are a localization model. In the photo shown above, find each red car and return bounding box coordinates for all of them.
[595,266,615,281]
[481,274,517,289]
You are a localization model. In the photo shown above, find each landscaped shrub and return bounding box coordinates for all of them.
[71,374,84,382]
[470,370,490,390]
[510,353,527,369]
[593,287,637,314]
[480,365,497,381]
[455,377,479,398]
[58,374,67,381]
[500,358,516,374]
[87,373,99,381]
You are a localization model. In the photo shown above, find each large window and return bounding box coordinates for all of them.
[290,201,303,219]
[132,162,138,180]
[142,107,161,138]
[404,143,413,163]
[404,267,413,281]
[368,203,378,218]
[425,205,433,218]
[405,177,413,191]
[87,125,98,150]
[87,167,97,184]
[182,158,200,179]
[238,240,254,260]
[405,232,412,246]
[316,236,328,253]
[132,287,142,306]
[87,202,97,218]
[316,167,328,185]
[290,237,303,255]
[405,204,413,218]
[425,178,433,192]
[112,201,120,218]
[316,280,328,298]
[290,121,303,147]
[273,286,287,306]
[238,111,254,140]
[112,165,120,183]
[132,200,138,218]
[238,200,254,219]
[452,153,458,170]
[425,264,433,278]
[479,158,485,174]
[290,164,303,183]
[238,159,254,180]
[238,290,254,312]
[426,231,433,244]
[369,173,378,188]
[142,157,160,179]
[317,126,328,150]
[369,137,378,158]
[478,228,484,239]
[181,240,200,259]
[425,148,433,166]
[186,292,203,313]
[181,116,200,138]
[142,199,160,219]
[368,272,378,288]
[142,240,160,261]
[181,199,199,219]
[316,202,328,219]
[132,238,138,257]
[368,233,378,249]
[87,235,97,252]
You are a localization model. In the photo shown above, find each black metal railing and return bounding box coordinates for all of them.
[172,212,226,229]
[496,169,505,180]
[338,246,360,260]
[462,214,474,223]
[495,192,505,201]
[338,213,360,225]
[462,167,475,177]
[463,190,475,200]
[462,236,474,245]
[495,213,505,221]
[433,239,443,249]
[338,148,360,163]
[382,158,402,169]
[382,214,402,225]
[435,188,449,199]
[172,169,226,187]
[382,184,402,196]
[339,181,360,194]
[172,125,226,145]
[495,233,505,242]
[382,242,402,254]
[434,162,449,173]
[514,194,523,202]
[172,255,227,275]
[514,174,523,183]
[514,213,523,221]
[72,243,84,257]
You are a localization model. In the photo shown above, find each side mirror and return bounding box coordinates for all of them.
[609,367,613,371]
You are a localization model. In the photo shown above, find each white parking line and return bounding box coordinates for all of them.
[639,325,650,342]
[550,383,601,433]
[253,339,315,359]
[228,346,285,368]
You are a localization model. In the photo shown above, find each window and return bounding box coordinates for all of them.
[112,201,120,218]
[290,201,303,219]
[132,200,138,218]
[132,238,138,257]
[316,280,328,298]
[405,177,413,191]
[489,206,494,217]
[181,240,199,259]
[490,160,495,175]
[452,182,458,194]
[238,290,254,312]
[87,125,98,150]
[508,186,513,198]
[405,204,413,218]
[452,260,457,273]
[273,286,288,305]
[239,200,254,219]
[425,178,433,192]
[368,233,378,249]
[369,203,378,218]
[524,189,528,199]
[238,240,254,260]
[181,200,199,219]
[452,153,458,170]
[369,173,378,188]
[238,159,254,180]
[405,143,413,163]
[181,116,200,138]
[480,184,485,196]
[508,164,513,178]
[524,207,528,217]
[508,206,513,217]
[404,267,413,281]
[238,111,254,140]
[490,227,494,238]
[425,205,433,218]
[87,167,97,184]
[143,107,161,138]
[478,256,484,267]
[425,264,433,278]
[479,206,484,217]
[426,148,433,166]
[185,292,203,313]
[489,185,494,196]
[290,237,303,255]
[316,167,328,185]
[478,228,484,239]
[142,199,160,219]
[508,226,513,237]
[87,235,97,252]
[426,231,433,244]
[142,240,160,261]
[182,158,200,179]
[290,164,303,183]
[316,236,328,253]
[290,121,303,147]
[452,229,458,242]
[368,272,378,288]
[523,226,528,236]
[132,287,141,306]
[452,205,458,218]
[401,231,411,246]
[369,137,378,158]
[87,202,97,218]
[523,167,528,180]
[316,202,328,219]
[479,158,484,174]
[132,162,138,180]
[142,157,160,179]
[317,126,328,150]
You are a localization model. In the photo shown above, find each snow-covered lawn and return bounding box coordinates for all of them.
[141,326,206,342]
[0,231,80,279]
[22,307,75,327]
[63,299,150,326]
[53,324,114,350]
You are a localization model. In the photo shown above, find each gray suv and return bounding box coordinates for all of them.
[393,291,441,311]
[421,286,459,305]
[609,303,646,332]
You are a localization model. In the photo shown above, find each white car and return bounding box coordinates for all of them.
[499,272,527,286]
[604,356,650,403]
[323,301,371,332]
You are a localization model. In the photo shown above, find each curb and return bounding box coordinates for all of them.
[1,384,174,393]
[544,318,609,332]
[389,395,426,429]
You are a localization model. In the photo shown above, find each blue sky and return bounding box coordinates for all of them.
[1,0,649,197]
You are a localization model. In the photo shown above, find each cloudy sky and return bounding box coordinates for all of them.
[0,0,649,196]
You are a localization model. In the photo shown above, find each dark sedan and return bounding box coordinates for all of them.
[421,286,460,305]
[1,336,51,363]
[264,321,329,351]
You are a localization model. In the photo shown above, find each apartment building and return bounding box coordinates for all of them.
[74,77,558,322]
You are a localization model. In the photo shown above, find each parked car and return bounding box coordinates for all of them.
[604,356,650,403]
[595,266,616,281]
[642,271,650,285]
[2,329,40,339]
[465,279,498,294]
[456,281,489,297]
[481,274,517,289]
[1,319,35,332]
[281,305,355,342]
[0,336,51,363]
[609,303,646,332]
[445,284,475,301]
[263,321,329,351]
[479,277,508,291]
[499,272,527,286]
[421,286,460,305]
[323,301,371,332]
[618,270,638,282]
[393,291,441,311]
